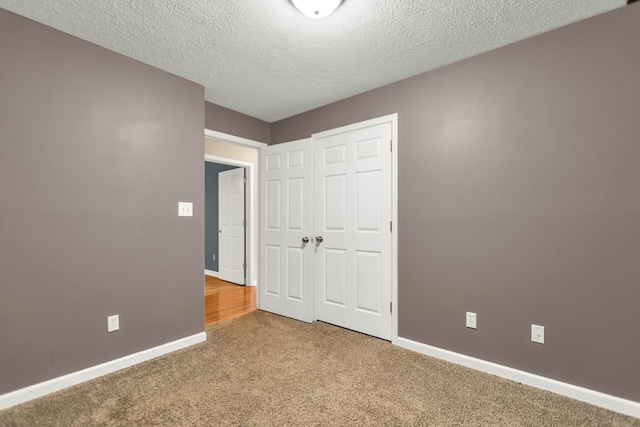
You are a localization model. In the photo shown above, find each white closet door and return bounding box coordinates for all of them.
[219,167,246,285]
[314,122,393,340]
[259,139,314,322]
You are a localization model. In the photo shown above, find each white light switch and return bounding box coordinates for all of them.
[178,202,193,217]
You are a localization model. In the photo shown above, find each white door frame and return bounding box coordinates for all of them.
[311,113,399,344]
[204,129,268,292]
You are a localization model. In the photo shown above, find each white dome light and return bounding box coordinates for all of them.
[292,0,342,19]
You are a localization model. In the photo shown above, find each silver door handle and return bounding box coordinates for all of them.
[315,236,323,243]
[302,237,310,244]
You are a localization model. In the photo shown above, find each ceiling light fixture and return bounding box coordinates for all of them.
[292,0,342,19]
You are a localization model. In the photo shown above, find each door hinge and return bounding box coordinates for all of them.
[390,302,392,313]
[243,177,247,184]
[390,221,393,232]
[390,140,393,152]
[243,261,247,270]
[243,219,247,226]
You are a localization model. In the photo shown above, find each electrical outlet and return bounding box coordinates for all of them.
[178,202,193,217]
[212,254,216,261]
[466,312,477,329]
[107,315,120,333]
[531,324,545,344]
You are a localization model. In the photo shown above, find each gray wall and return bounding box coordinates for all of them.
[0,9,204,394]
[271,5,640,402]
[205,102,271,144]
[205,162,240,272]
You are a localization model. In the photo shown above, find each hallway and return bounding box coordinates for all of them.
[204,275,256,325]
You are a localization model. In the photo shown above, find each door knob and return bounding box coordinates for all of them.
[315,236,323,243]
[302,237,310,244]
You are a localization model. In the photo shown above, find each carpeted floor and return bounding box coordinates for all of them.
[1,311,639,426]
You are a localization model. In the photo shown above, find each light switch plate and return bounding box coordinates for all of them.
[178,202,193,217]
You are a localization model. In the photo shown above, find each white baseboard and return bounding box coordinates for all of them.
[397,337,640,419]
[204,269,219,277]
[0,332,207,411]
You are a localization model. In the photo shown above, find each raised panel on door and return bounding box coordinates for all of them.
[315,122,393,340]
[324,248,347,306]
[260,139,314,323]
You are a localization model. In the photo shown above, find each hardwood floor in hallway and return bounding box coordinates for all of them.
[205,275,256,325]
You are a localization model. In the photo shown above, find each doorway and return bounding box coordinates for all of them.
[204,131,267,325]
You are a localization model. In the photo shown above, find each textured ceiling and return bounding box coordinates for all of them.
[0,0,625,122]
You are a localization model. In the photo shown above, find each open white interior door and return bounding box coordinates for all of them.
[259,139,314,322]
[219,167,246,285]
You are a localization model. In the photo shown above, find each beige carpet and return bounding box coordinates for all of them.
[1,310,638,426]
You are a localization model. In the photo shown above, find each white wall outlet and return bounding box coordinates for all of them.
[466,312,477,329]
[178,202,193,217]
[107,314,120,333]
[531,324,545,344]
